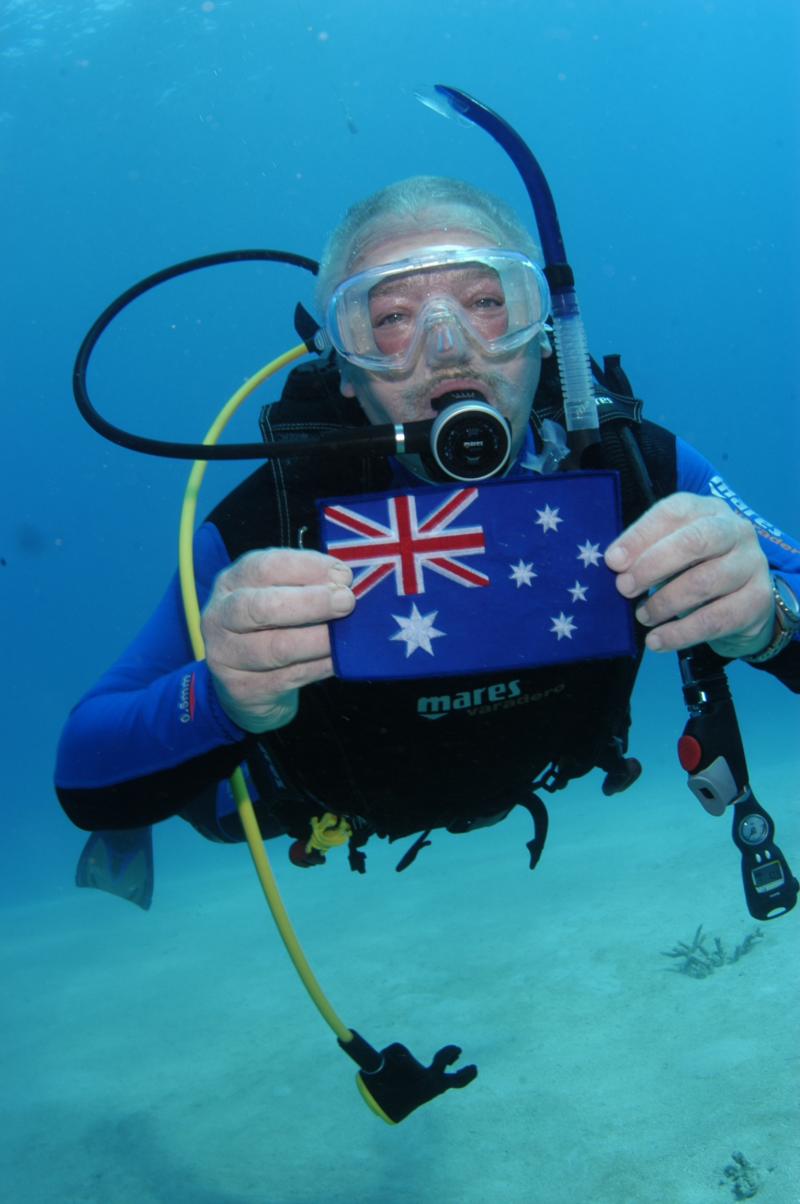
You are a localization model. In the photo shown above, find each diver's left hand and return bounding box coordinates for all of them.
[604,493,775,658]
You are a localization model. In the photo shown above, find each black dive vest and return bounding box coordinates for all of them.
[206,354,678,853]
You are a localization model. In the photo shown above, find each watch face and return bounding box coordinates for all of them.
[774,575,800,626]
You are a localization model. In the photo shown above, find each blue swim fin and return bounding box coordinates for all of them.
[75,827,154,911]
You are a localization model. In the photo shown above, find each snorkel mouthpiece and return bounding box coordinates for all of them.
[424,85,600,459]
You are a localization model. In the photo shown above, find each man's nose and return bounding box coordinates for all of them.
[423,313,470,367]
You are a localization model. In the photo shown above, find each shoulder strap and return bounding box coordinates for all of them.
[259,354,369,437]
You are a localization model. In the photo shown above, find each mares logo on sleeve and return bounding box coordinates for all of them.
[318,472,636,681]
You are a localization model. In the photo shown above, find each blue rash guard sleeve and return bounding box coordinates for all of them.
[676,437,800,689]
[55,522,252,831]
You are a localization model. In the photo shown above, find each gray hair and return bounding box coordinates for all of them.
[315,175,542,313]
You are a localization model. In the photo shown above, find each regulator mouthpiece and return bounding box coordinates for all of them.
[425,399,511,481]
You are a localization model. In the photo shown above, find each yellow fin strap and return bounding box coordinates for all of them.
[307,812,353,856]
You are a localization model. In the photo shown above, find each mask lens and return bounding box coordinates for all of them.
[368,262,509,357]
[327,248,550,372]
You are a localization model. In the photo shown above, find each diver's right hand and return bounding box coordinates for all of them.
[201,548,354,733]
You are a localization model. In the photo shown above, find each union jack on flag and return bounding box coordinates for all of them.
[319,471,636,680]
[323,487,489,598]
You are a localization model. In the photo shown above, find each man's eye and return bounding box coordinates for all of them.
[374,310,407,328]
[472,295,504,310]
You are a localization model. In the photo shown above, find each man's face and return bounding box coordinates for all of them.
[338,229,550,478]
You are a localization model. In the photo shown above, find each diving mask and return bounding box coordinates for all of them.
[325,246,551,374]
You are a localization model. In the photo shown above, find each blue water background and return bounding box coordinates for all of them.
[1,0,798,905]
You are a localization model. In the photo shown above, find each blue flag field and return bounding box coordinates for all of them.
[318,471,636,680]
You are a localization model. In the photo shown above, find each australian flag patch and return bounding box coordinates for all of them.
[318,471,635,680]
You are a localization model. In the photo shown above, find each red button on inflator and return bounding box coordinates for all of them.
[678,734,703,773]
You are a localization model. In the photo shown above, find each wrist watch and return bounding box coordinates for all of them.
[743,574,800,663]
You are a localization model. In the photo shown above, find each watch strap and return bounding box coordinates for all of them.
[743,575,800,664]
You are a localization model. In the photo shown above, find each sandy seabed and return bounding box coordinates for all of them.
[3,764,798,1204]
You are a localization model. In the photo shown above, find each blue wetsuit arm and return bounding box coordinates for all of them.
[676,438,800,690]
[55,523,252,830]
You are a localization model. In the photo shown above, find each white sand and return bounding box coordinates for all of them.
[2,756,798,1204]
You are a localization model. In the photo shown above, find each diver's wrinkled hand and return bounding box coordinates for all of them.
[201,548,354,733]
[604,493,775,658]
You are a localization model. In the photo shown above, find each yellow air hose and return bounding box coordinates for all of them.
[177,341,356,1048]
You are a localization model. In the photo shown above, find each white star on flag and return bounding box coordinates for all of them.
[568,580,589,602]
[577,539,602,567]
[390,603,445,657]
[509,559,537,587]
[550,612,577,640]
[535,504,563,533]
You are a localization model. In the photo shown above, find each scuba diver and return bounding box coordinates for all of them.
[55,89,798,1121]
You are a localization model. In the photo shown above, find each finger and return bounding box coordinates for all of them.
[633,547,754,628]
[210,621,335,673]
[212,581,355,636]
[220,654,336,695]
[223,547,353,591]
[642,585,765,653]
[611,512,740,598]
[605,494,730,577]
